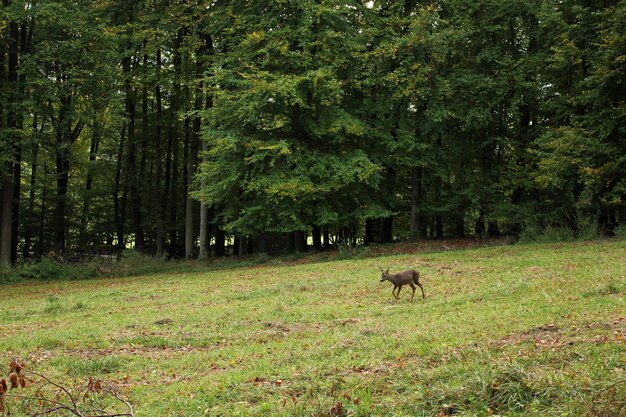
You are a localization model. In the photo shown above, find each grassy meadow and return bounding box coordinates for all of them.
[0,240,624,416]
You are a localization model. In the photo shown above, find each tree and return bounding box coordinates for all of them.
[195,0,388,251]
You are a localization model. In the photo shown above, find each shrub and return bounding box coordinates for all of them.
[335,242,369,260]
[518,218,601,244]
[114,250,169,277]
[17,258,69,280]
[0,263,17,283]
[614,224,626,239]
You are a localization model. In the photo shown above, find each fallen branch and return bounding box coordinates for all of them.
[1,359,134,417]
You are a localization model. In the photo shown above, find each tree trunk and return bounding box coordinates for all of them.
[409,166,423,240]
[0,9,5,264]
[488,221,500,237]
[381,163,396,244]
[167,30,183,256]
[154,49,165,257]
[24,129,39,258]
[163,118,173,253]
[53,80,84,253]
[11,19,32,262]
[0,172,12,265]
[36,162,47,257]
[54,93,70,252]
[185,107,200,259]
[170,124,180,255]
[239,237,247,256]
[1,16,19,264]
[475,208,486,236]
[138,59,149,250]
[435,215,443,238]
[79,111,100,247]
[214,227,225,257]
[381,217,393,243]
[312,226,322,250]
[198,35,213,261]
[198,201,210,260]
[455,214,465,238]
[294,230,307,252]
[233,236,240,255]
[286,232,295,251]
[11,137,20,263]
[182,115,190,250]
[187,33,213,259]
[323,227,330,249]
[364,218,377,245]
[113,124,127,251]
[123,54,144,252]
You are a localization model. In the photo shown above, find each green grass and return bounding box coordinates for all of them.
[1,240,624,416]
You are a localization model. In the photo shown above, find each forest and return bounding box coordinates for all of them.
[1,0,625,265]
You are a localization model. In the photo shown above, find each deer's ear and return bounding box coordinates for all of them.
[385,268,389,274]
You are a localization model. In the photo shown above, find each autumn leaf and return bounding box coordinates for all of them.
[9,373,18,390]
[329,400,343,416]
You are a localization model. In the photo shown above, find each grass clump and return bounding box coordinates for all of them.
[43,294,63,314]
[52,356,125,376]
[584,281,625,298]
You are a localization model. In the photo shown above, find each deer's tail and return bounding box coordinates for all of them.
[413,270,420,284]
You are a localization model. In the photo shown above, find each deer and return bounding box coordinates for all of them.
[380,268,425,301]
[98,265,113,278]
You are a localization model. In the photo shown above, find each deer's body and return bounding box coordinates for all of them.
[98,265,113,278]
[380,268,425,301]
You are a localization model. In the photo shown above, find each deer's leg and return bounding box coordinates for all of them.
[409,282,416,301]
[392,285,398,300]
[396,285,402,300]
[417,283,425,298]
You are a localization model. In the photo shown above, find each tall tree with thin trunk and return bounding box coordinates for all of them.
[0,2,19,264]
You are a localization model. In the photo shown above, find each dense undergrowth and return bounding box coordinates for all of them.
[2,222,623,284]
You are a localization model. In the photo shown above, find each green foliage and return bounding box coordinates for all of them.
[0,241,624,416]
[114,250,169,277]
[194,1,390,236]
[0,264,16,284]
[2,0,626,265]
[16,258,76,281]
[518,218,601,244]
[335,242,370,260]
[614,224,626,239]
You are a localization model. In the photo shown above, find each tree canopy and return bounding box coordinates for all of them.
[1,0,624,263]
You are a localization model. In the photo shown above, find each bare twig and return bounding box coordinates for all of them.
[3,360,135,417]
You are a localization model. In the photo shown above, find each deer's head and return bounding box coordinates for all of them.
[380,268,390,282]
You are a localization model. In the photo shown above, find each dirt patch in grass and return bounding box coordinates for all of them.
[1,322,56,336]
[27,345,204,364]
[341,362,394,376]
[493,318,625,349]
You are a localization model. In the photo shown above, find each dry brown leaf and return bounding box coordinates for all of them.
[329,400,343,416]
[9,372,18,390]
